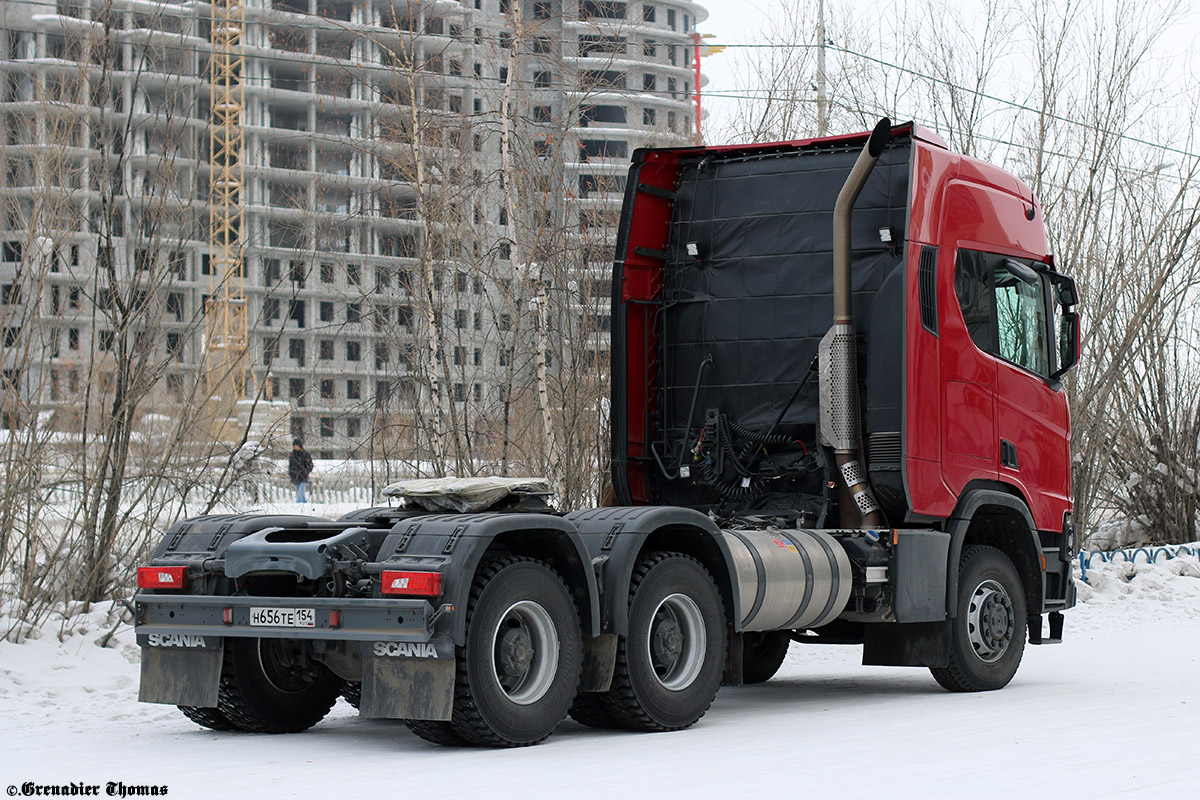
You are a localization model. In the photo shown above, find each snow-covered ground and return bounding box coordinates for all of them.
[3,549,1199,800]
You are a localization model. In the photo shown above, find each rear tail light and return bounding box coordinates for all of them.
[137,566,187,590]
[380,571,443,598]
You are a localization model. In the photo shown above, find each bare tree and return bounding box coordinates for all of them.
[0,3,293,637]
[715,0,1200,541]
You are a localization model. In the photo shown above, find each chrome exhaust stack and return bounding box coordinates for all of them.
[819,117,891,528]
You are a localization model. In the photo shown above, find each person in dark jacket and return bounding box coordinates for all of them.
[289,437,314,503]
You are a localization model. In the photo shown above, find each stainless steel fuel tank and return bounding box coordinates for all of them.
[721,528,853,631]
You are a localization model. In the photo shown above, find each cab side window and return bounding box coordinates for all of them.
[954,250,994,352]
[995,266,1049,376]
[954,249,1051,378]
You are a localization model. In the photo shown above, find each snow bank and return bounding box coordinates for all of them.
[0,603,180,738]
[1073,543,1200,626]
[1086,516,1157,550]
[2,547,1199,799]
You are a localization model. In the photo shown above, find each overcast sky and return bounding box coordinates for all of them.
[692,0,1200,148]
[693,0,769,136]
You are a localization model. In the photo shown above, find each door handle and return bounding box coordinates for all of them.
[1000,439,1019,470]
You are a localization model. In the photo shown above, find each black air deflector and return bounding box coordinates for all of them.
[647,136,912,514]
[918,245,939,335]
[868,431,903,470]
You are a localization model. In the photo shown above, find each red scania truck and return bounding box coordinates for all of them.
[133,119,1079,747]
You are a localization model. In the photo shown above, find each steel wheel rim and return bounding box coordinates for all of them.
[966,579,1015,663]
[646,592,707,691]
[256,639,309,693]
[490,600,559,705]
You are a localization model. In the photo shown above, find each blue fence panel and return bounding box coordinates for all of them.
[1079,544,1199,583]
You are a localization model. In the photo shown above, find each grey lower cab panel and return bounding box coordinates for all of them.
[891,530,951,622]
[361,650,455,721]
[138,641,223,706]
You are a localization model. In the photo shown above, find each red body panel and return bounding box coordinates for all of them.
[905,140,1072,532]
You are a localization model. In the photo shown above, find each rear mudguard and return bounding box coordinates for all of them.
[138,635,223,707]
[566,506,743,637]
[372,512,601,646]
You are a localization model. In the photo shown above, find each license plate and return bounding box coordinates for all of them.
[249,607,316,628]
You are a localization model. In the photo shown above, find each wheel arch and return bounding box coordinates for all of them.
[566,507,739,637]
[491,528,601,639]
[388,514,600,647]
[946,485,1045,618]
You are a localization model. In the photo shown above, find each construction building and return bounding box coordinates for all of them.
[0,0,707,457]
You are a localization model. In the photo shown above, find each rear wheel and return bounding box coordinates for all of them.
[741,630,791,684]
[216,638,343,732]
[406,719,469,746]
[601,553,727,732]
[931,546,1027,692]
[177,705,237,731]
[446,557,582,747]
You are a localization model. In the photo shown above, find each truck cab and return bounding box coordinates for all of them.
[611,121,1077,618]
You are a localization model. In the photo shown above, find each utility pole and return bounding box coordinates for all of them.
[693,31,703,145]
[816,0,828,136]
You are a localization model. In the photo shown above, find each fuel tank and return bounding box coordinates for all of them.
[721,528,853,631]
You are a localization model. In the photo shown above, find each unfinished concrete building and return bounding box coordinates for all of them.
[0,0,707,458]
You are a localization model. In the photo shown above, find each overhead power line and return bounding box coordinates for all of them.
[1,2,1196,160]
[701,40,1200,162]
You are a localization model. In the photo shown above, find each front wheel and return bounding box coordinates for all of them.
[931,545,1027,692]
[601,553,727,731]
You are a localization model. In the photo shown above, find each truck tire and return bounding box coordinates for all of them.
[447,556,582,747]
[216,638,343,733]
[931,545,1027,692]
[406,720,469,746]
[601,553,727,732]
[568,693,623,729]
[741,631,790,684]
[177,706,238,731]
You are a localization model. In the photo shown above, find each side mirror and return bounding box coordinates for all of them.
[1002,258,1039,283]
[1053,275,1079,307]
[1051,311,1080,379]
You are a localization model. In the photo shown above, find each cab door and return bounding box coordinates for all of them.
[992,263,1071,530]
[943,248,998,479]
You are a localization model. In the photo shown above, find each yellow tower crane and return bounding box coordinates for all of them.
[205,0,248,429]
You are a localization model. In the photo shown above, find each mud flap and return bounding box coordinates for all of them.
[137,639,223,706]
[862,621,950,667]
[361,642,455,721]
[580,633,617,692]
